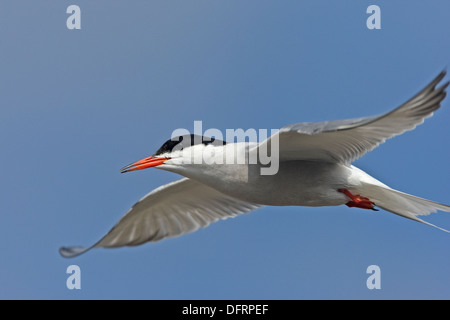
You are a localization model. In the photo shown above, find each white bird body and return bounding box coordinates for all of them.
[60,71,450,258]
[164,152,351,206]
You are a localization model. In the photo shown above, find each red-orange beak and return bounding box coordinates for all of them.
[120,156,169,173]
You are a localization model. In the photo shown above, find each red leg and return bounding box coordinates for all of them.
[338,189,378,211]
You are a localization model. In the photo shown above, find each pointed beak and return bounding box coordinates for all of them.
[120,156,169,173]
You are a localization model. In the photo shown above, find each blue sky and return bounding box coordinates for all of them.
[1,1,450,299]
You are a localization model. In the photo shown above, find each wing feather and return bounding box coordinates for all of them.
[60,178,262,257]
[256,70,448,163]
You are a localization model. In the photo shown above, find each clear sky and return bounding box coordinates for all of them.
[1,1,450,299]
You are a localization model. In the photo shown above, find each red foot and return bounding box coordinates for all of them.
[338,189,378,211]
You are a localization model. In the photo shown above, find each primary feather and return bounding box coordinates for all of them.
[256,71,448,163]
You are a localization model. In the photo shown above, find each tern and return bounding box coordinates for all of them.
[60,71,450,258]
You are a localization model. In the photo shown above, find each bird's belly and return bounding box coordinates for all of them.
[200,161,352,207]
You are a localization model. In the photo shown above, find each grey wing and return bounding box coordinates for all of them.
[59,178,262,258]
[256,70,448,163]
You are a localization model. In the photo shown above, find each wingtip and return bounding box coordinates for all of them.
[430,69,447,88]
[437,67,447,78]
[59,246,91,258]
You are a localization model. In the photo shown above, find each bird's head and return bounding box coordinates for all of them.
[120,134,227,173]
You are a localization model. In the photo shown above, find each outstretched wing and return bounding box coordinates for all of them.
[256,70,448,163]
[60,178,262,258]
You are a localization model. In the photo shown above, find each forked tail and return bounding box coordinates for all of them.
[365,185,450,232]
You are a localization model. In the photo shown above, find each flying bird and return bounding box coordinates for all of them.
[60,71,450,258]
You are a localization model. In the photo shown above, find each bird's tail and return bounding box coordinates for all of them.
[363,184,450,232]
